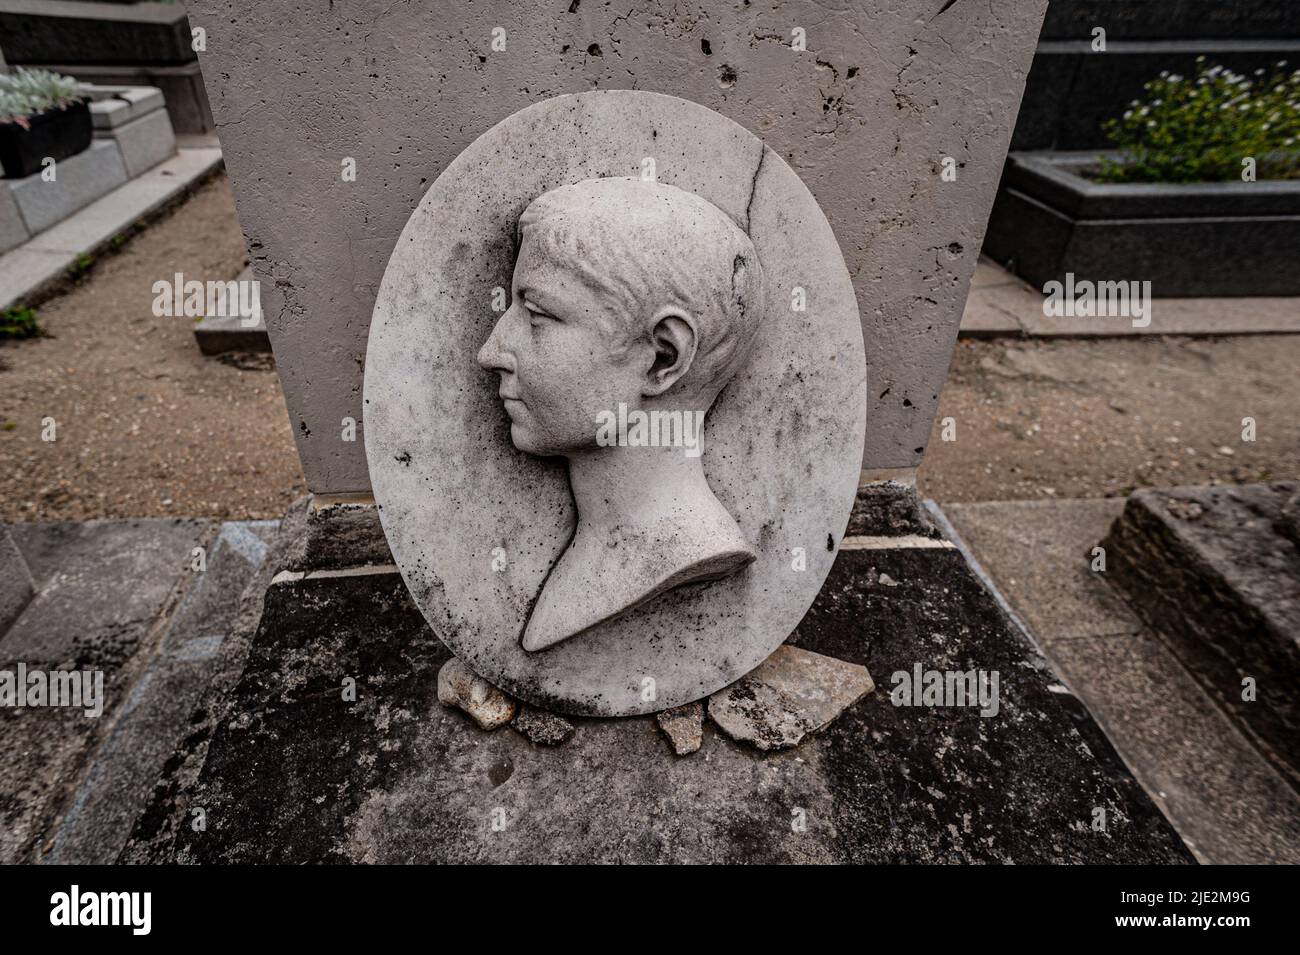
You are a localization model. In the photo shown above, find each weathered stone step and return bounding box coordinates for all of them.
[0,517,277,863]
[1101,483,1300,790]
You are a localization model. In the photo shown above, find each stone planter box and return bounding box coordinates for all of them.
[0,97,92,179]
[0,84,176,254]
[983,152,1300,297]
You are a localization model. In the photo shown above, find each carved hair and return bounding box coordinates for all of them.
[517,178,765,406]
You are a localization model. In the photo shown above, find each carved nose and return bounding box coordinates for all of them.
[477,312,513,372]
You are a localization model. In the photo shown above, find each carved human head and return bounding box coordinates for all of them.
[477,177,765,456]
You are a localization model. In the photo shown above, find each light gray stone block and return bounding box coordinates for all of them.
[85,86,168,130]
[193,265,270,355]
[188,0,1048,494]
[0,185,29,254]
[89,96,132,129]
[25,146,221,255]
[193,306,270,354]
[115,86,167,117]
[83,85,167,129]
[9,138,127,235]
[108,106,176,178]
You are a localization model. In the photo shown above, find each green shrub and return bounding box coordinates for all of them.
[0,68,82,128]
[1096,57,1300,183]
[0,307,42,340]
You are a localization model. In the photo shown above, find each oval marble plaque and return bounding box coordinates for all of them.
[365,90,866,716]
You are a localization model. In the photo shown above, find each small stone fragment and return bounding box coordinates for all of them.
[707,645,873,751]
[511,704,575,746]
[437,657,517,730]
[655,702,704,755]
[1165,497,1204,521]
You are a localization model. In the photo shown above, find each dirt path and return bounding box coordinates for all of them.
[0,174,306,522]
[918,335,1300,503]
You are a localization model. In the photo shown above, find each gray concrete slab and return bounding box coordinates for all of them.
[121,538,1190,863]
[960,257,1300,338]
[939,497,1300,864]
[44,520,278,864]
[4,519,207,660]
[971,256,1018,289]
[959,289,1028,337]
[0,518,211,863]
[1022,297,1300,337]
[941,498,1139,641]
[1047,630,1300,865]
[0,247,68,301]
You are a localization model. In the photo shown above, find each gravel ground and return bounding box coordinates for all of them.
[918,335,1300,503]
[0,174,306,522]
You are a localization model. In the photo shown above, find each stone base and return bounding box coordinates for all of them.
[1101,483,1300,789]
[120,513,1191,864]
[847,473,941,539]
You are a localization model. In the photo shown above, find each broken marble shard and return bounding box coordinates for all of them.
[436,657,517,730]
[707,645,874,751]
[655,702,705,756]
[512,704,575,746]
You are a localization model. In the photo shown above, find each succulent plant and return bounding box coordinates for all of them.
[0,68,84,128]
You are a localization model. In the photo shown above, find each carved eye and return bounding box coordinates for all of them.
[524,299,556,324]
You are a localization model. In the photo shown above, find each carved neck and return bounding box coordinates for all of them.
[565,442,714,530]
[519,440,756,653]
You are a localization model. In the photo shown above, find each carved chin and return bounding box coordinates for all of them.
[508,423,541,454]
[509,423,566,458]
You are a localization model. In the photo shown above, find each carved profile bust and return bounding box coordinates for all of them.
[477,178,766,651]
[366,90,865,715]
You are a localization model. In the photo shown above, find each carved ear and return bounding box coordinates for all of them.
[643,308,698,397]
